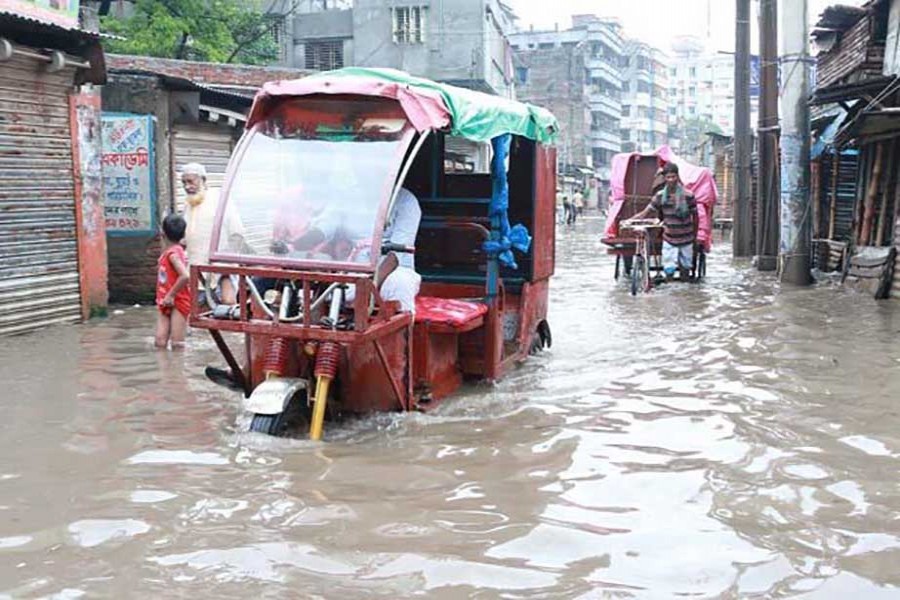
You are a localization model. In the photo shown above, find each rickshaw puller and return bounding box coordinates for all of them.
[631,162,698,281]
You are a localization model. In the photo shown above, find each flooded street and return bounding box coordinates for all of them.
[2,216,900,598]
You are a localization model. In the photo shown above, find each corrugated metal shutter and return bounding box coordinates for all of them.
[172,122,234,212]
[0,55,81,336]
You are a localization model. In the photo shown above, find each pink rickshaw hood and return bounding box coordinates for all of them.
[247,76,452,133]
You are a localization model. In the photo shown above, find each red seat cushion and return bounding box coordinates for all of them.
[415,296,487,328]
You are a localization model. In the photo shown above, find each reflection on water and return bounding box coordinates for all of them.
[1,217,899,597]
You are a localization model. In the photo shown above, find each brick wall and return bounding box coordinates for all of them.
[106,54,311,87]
[515,46,589,167]
[102,74,173,303]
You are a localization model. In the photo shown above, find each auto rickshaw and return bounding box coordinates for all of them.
[189,68,558,439]
[602,146,718,291]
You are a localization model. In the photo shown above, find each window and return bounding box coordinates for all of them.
[392,6,427,44]
[305,40,344,71]
[516,66,529,85]
[538,42,554,49]
[622,105,631,117]
[271,17,288,63]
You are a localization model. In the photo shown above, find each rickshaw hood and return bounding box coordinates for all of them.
[248,68,558,145]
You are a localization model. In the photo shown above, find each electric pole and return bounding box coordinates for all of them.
[757,0,780,271]
[779,0,813,284]
[733,0,754,257]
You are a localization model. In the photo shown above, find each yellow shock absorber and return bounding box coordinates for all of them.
[309,340,339,441]
[309,375,331,441]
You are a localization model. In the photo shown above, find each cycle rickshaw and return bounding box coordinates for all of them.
[601,147,718,294]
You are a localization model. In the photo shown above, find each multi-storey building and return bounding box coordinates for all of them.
[280,0,517,98]
[509,15,623,186]
[620,40,669,153]
[668,36,759,152]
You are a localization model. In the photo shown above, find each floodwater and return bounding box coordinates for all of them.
[2,217,900,599]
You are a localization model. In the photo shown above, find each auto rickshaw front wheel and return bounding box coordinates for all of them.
[250,412,286,436]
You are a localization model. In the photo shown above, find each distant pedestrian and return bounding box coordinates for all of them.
[562,193,573,225]
[155,214,191,349]
[565,193,577,226]
[555,189,565,224]
[573,189,585,217]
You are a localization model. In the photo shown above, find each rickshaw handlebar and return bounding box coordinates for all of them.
[382,242,415,255]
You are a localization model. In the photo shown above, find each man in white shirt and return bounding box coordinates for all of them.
[341,188,422,313]
[181,162,244,304]
[377,188,422,312]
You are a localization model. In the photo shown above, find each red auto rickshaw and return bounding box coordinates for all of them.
[189,68,558,439]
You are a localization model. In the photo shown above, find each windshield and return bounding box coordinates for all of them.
[211,99,413,269]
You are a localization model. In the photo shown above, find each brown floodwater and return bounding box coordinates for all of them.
[2,217,900,598]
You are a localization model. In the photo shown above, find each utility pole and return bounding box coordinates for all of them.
[733,0,754,257]
[757,0,780,271]
[779,0,813,284]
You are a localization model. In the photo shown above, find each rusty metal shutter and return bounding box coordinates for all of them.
[0,55,81,336]
[172,122,234,212]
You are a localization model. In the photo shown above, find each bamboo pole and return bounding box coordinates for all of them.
[828,152,839,240]
[861,142,886,246]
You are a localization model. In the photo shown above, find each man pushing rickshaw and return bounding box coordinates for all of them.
[601,146,717,293]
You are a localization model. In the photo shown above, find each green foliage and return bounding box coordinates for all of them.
[674,117,724,154]
[101,0,283,65]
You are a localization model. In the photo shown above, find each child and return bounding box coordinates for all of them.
[155,214,192,349]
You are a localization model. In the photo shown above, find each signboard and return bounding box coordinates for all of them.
[0,0,80,29]
[101,114,156,236]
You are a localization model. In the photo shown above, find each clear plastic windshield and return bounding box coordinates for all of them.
[213,99,413,268]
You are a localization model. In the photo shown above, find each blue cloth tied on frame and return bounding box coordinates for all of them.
[482,134,532,269]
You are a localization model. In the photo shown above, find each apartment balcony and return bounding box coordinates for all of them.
[587,25,623,55]
[586,58,622,85]
[589,93,621,118]
[589,128,622,152]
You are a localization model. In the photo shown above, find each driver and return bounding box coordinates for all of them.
[345,187,422,312]
[630,162,698,281]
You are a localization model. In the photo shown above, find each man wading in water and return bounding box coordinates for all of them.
[631,162,698,281]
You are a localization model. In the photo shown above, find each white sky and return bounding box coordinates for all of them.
[508,0,867,54]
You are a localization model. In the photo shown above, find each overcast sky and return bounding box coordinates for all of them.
[508,0,867,54]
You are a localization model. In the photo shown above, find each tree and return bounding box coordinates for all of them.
[673,117,724,156]
[101,0,300,65]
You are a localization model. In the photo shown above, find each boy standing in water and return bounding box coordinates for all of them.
[155,214,192,349]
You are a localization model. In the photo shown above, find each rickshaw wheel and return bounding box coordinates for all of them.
[250,413,286,436]
[248,388,310,436]
[631,256,645,296]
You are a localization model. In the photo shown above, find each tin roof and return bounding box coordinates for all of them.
[0,9,101,41]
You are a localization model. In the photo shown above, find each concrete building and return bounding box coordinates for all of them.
[620,39,669,153]
[509,15,623,188]
[668,36,759,150]
[280,0,517,98]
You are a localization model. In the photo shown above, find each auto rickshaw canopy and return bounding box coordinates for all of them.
[247,67,559,145]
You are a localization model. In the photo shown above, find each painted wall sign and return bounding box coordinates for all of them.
[0,0,80,29]
[101,114,156,236]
